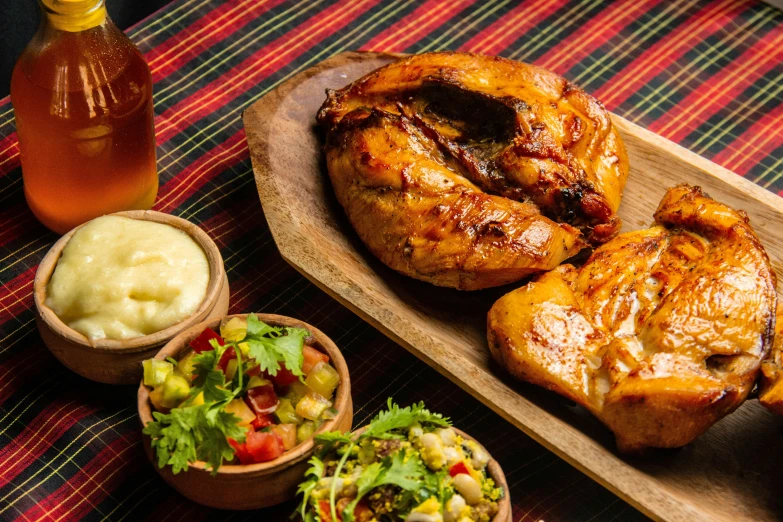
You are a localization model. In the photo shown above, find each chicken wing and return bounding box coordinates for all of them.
[318,53,628,290]
[487,184,777,451]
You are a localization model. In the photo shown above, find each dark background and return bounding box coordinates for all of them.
[0,0,170,98]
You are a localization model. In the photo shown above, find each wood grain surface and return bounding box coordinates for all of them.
[243,51,783,522]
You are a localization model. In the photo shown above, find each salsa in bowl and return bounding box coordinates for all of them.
[137,313,352,510]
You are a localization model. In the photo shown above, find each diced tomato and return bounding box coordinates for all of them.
[250,413,274,430]
[217,346,237,372]
[228,438,255,465]
[353,500,373,522]
[266,367,298,387]
[449,461,470,477]
[246,383,279,415]
[318,499,371,522]
[245,430,285,463]
[318,500,338,522]
[302,345,329,374]
[246,364,262,377]
[190,328,224,353]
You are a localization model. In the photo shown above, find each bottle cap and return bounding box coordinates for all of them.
[40,0,107,32]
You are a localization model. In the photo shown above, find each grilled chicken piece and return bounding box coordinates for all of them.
[318,52,628,290]
[487,185,777,451]
[759,306,783,415]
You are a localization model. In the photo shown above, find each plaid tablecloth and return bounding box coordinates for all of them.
[1,0,782,520]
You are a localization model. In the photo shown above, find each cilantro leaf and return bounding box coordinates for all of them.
[295,456,325,520]
[246,313,281,338]
[343,451,425,522]
[196,408,247,472]
[243,314,309,377]
[143,404,247,476]
[143,408,200,474]
[363,399,451,440]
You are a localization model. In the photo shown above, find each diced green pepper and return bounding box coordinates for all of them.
[143,359,173,387]
[275,398,303,424]
[285,381,310,404]
[296,421,316,443]
[161,373,191,407]
[176,352,198,380]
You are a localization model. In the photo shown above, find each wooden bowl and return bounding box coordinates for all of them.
[34,210,230,385]
[137,313,353,510]
[343,425,511,522]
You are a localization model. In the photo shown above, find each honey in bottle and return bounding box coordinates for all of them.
[11,0,157,234]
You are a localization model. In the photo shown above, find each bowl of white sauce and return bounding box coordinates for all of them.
[34,211,229,384]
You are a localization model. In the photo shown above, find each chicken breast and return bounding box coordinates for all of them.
[318,52,628,290]
[487,184,777,452]
[759,306,783,415]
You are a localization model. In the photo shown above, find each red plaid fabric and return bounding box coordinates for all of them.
[1,0,781,520]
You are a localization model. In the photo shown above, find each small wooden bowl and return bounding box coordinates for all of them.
[34,210,230,385]
[342,425,511,522]
[137,313,353,510]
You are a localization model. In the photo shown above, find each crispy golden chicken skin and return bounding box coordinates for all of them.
[317,52,628,290]
[759,306,783,415]
[487,185,777,452]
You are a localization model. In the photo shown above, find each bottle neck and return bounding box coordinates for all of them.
[39,0,107,32]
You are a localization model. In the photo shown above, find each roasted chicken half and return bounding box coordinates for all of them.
[487,185,777,452]
[760,306,783,415]
[318,52,629,290]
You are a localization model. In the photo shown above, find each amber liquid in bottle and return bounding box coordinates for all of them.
[11,0,157,234]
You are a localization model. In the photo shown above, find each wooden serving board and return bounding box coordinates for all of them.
[243,52,783,522]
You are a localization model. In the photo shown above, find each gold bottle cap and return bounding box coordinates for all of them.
[40,0,107,32]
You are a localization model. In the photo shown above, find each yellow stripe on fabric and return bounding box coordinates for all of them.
[598,0,739,104]
[691,70,783,154]
[152,0,355,140]
[0,409,137,513]
[147,0,273,73]
[0,375,63,437]
[153,0,415,196]
[153,0,327,104]
[654,29,783,136]
[465,0,537,54]
[420,0,511,52]
[625,5,774,122]
[541,0,651,73]
[48,441,142,522]
[0,317,35,354]
[759,156,783,188]
[571,0,693,88]
[100,477,158,522]
[0,398,82,471]
[152,0,388,206]
[507,0,598,61]
[135,0,212,44]
[0,240,49,277]
[0,289,33,327]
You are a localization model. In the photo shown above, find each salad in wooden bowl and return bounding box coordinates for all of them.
[137,313,352,509]
[296,400,510,522]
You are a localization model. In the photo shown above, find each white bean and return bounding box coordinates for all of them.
[437,428,457,446]
[452,474,482,505]
[444,494,466,522]
[443,446,460,466]
[470,444,490,471]
[418,432,445,470]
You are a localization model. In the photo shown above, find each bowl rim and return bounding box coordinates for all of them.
[33,210,226,354]
[305,424,511,521]
[137,313,352,476]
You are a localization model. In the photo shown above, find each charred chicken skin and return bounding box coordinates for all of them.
[487,185,777,452]
[317,52,628,290]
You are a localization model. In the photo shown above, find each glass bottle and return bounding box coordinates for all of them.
[11,0,157,234]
